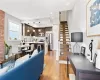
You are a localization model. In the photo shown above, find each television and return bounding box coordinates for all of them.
[71,32,83,42]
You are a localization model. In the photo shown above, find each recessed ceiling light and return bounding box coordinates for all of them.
[36,16,39,19]
[35,22,39,24]
[66,3,70,6]
[50,12,53,15]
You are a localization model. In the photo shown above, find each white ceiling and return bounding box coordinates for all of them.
[0,0,76,27]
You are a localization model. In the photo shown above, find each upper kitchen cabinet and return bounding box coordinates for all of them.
[35,28,45,37]
[25,24,35,36]
[24,24,52,37]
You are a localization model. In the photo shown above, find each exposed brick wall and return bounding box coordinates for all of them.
[0,10,5,62]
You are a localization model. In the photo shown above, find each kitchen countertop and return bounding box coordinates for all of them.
[21,42,44,44]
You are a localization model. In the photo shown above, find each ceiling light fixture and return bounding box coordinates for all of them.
[33,30,35,32]
[27,27,30,32]
[38,29,41,32]
[66,3,70,6]
[50,12,53,15]
[35,22,39,24]
[27,29,30,32]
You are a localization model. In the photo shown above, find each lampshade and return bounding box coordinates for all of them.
[71,32,83,42]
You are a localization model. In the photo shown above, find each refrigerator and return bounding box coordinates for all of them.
[46,33,53,51]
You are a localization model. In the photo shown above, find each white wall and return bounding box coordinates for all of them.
[52,24,59,50]
[4,13,22,45]
[52,24,59,60]
[4,13,22,54]
[67,0,100,61]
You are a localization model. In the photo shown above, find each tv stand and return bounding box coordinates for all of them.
[67,53,100,80]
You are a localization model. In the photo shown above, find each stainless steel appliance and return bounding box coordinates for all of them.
[46,33,53,51]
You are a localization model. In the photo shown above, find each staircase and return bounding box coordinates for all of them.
[59,21,71,61]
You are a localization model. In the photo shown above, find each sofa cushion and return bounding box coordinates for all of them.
[0,67,9,76]
[15,54,29,67]
[31,49,38,57]
[0,50,44,80]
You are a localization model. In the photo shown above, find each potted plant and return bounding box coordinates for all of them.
[4,41,12,59]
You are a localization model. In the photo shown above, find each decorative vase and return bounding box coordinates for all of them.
[96,50,100,69]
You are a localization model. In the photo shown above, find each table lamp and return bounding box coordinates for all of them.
[71,32,83,54]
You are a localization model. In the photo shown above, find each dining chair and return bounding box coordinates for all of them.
[21,43,29,51]
[25,44,34,55]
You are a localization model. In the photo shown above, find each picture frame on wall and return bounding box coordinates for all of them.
[86,0,100,37]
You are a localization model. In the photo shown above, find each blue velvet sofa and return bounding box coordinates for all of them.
[0,50,44,80]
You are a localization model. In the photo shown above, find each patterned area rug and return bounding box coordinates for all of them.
[0,60,15,69]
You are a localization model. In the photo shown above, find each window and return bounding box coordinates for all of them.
[8,21,21,41]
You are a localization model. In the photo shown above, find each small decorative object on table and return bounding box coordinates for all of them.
[81,46,86,56]
[89,40,93,60]
[4,41,12,59]
[93,53,97,67]
[96,50,100,69]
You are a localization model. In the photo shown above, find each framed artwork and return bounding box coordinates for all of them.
[81,46,86,56]
[86,0,100,37]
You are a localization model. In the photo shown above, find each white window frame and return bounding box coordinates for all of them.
[8,20,21,41]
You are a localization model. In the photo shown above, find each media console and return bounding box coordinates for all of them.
[67,53,100,80]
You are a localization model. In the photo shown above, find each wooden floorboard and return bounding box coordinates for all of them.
[40,51,73,80]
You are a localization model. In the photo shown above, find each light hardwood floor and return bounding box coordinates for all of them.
[40,51,74,80]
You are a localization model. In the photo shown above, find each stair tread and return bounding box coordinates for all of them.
[60,44,71,45]
[59,21,70,45]
[60,35,69,36]
[60,37,70,39]
[60,28,68,29]
[60,38,70,39]
[60,28,68,30]
[60,36,69,37]
[60,32,69,34]
[60,30,69,32]
[60,37,70,38]
[60,30,68,31]
[60,31,68,32]
[60,46,71,48]
[60,32,69,35]
[60,48,71,49]
[60,41,70,42]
